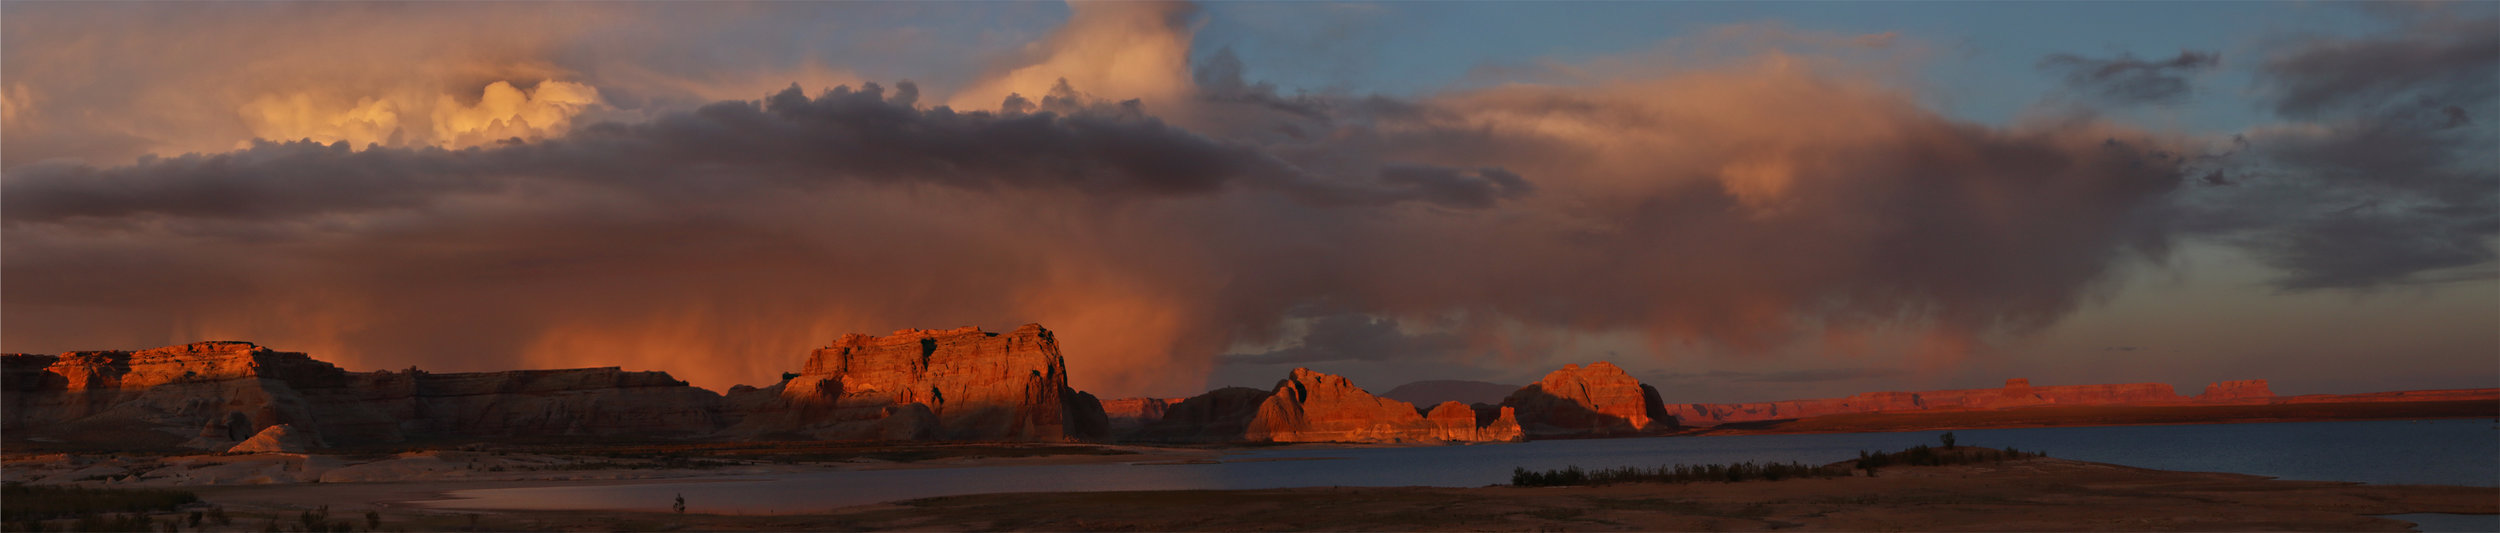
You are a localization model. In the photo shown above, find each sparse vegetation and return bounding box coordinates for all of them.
[1513,444,2049,487]
[1,483,198,522]
[1512,461,1852,487]
[1854,444,2043,476]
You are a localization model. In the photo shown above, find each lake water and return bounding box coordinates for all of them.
[418,418,2498,515]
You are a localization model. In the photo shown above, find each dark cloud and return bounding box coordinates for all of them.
[1220,314,1468,366]
[3,82,1527,224]
[2185,11,2499,289]
[2,9,2234,398]
[2259,16,2498,119]
[1193,48,1332,121]
[2040,50,2220,105]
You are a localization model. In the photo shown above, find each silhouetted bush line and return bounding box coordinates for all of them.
[1511,444,2047,487]
[1852,445,2043,475]
[1,483,198,522]
[1512,461,1851,487]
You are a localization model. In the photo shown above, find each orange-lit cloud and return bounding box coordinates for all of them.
[432,80,602,148]
[946,1,1196,113]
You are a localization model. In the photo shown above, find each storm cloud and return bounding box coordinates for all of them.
[6,1,2480,399]
[2184,10,2499,289]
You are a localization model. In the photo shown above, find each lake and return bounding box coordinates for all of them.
[417,418,2498,515]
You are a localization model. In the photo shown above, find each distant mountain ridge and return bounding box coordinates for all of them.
[1381,379,1519,407]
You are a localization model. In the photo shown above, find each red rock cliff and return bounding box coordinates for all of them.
[1245,368,1442,443]
[2,342,722,449]
[1501,362,1668,436]
[1139,369,1520,444]
[2196,380,2277,403]
[729,324,1107,442]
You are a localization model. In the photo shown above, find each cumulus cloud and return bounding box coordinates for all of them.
[2039,50,2219,105]
[945,1,1198,112]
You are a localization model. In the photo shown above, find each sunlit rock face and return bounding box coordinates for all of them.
[3,324,1114,448]
[1426,401,1523,442]
[1501,362,1671,436]
[726,324,1109,442]
[1139,368,1521,444]
[2196,380,2277,402]
[1245,368,1441,443]
[226,424,318,454]
[1,341,723,449]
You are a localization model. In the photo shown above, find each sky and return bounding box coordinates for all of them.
[3,1,2493,402]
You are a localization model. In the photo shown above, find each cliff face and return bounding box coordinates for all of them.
[725,324,1107,442]
[1501,362,1670,436]
[1138,369,1520,444]
[1245,368,1441,443]
[1660,378,2286,426]
[1,342,724,449]
[6,323,1114,449]
[1426,402,1522,442]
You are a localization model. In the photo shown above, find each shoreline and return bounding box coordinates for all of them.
[160,455,2497,532]
[1674,400,2500,437]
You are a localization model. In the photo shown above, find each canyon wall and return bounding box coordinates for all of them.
[1500,362,1673,436]
[1,341,724,449]
[725,324,1107,442]
[5,324,1110,450]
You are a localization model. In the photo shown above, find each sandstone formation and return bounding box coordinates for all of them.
[1128,387,1273,442]
[1136,369,1520,444]
[722,324,1107,442]
[5,324,1113,449]
[1501,362,1671,436]
[2,342,724,449]
[1102,397,1183,435]
[1426,402,1523,442]
[1660,378,2294,426]
[227,424,317,454]
[1244,368,1442,442]
[2197,380,2277,402]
